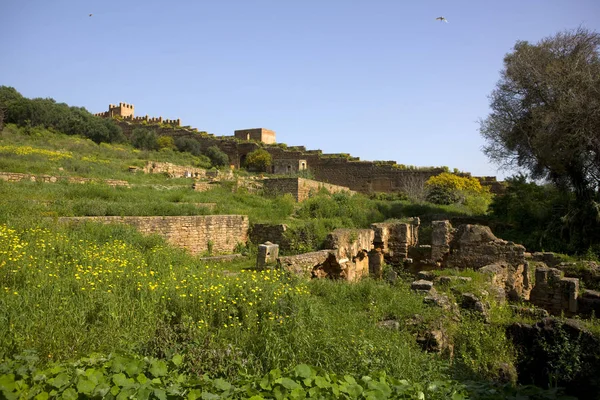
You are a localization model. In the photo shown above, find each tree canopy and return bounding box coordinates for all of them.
[480,27,600,198]
[480,28,600,253]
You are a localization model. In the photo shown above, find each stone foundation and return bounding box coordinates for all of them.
[57,215,248,255]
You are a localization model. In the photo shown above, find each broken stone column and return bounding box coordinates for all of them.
[257,241,279,270]
[431,220,453,263]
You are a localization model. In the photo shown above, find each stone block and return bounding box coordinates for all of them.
[257,241,279,269]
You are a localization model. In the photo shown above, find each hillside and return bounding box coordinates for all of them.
[1,101,600,399]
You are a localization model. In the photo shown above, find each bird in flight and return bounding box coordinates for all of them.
[435,16,448,23]
[89,13,93,17]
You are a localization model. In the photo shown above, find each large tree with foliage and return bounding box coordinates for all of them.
[480,28,600,252]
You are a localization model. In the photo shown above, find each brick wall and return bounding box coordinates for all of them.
[57,215,249,255]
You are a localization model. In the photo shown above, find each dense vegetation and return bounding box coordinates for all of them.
[480,28,600,256]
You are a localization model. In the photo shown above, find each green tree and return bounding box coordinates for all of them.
[174,137,202,156]
[157,135,175,150]
[244,148,272,172]
[204,145,229,167]
[480,27,600,252]
[131,128,159,151]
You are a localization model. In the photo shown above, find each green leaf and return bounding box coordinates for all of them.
[154,388,167,400]
[93,382,111,397]
[61,388,78,400]
[149,361,168,378]
[0,374,17,391]
[314,376,330,389]
[136,373,148,385]
[259,376,272,390]
[76,378,96,395]
[124,360,143,377]
[201,392,220,400]
[116,387,136,400]
[50,373,70,388]
[247,396,265,400]
[294,364,312,379]
[346,384,363,399]
[35,392,49,400]
[110,356,128,373]
[187,389,203,400]
[280,378,300,390]
[290,387,306,399]
[344,375,357,385]
[303,378,313,387]
[110,385,120,396]
[171,354,183,367]
[112,373,129,387]
[213,378,232,392]
[137,386,152,400]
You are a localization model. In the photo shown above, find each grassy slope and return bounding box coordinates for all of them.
[1,124,587,399]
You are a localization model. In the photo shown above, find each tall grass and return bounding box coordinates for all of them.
[0,221,449,385]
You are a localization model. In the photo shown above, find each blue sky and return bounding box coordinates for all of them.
[2,1,599,179]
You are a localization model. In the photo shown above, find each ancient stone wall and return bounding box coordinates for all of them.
[272,159,307,175]
[249,224,289,249]
[446,224,527,269]
[0,172,129,187]
[530,267,579,316]
[263,177,354,202]
[372,219,419,265]
[277,250,332,277]
[141,161,207,179]
[234,128,276,144]
[57,215,249,255]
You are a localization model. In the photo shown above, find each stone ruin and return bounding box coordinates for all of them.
[272,219,600,318]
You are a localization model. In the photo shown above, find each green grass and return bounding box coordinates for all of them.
[0,123,585,399]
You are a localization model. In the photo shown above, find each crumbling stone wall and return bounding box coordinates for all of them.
[371,218,419,265]
[57,215,248,255]
[249,224,289,249]
[262,177,354,202]
[530,267,579,316]
[277,250,332,277]
[141,161,207,179]
[0,172,129,187]
[446,224,527,269]
[317,229,374,281]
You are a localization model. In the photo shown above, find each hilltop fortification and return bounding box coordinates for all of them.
[97,101,502,195]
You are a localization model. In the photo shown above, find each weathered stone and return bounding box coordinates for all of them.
[257,242,279,269]
[385,269,398,284]
[418,270,437,281]
[416,329,453,357]
[368,248,384,278]
[371,219,419,265]
[423,293,460,320]
[509,305,549,319]
[530,266,580,316]
[437,275,472,285]
[249,224,288,250]
[479,261,531,301]
[460,293,489,320]
[57,215,248,255]
[277,250,332,278]
[447,225,527,270]
[377,320,400,330]
[263,177,354,202]
[411,280,434,293]
[431,220,453,262]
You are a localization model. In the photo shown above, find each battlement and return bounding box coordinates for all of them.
[94,102,180,126]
